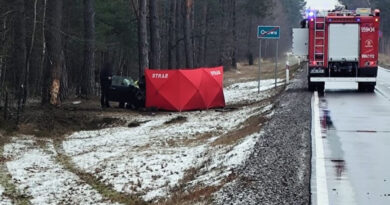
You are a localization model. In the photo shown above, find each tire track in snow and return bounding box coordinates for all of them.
[0,136,31,205]
[53,140,147,205]
[0,184,13,205]
[2,136,122,205]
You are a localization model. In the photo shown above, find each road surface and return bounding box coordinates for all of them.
[312,67,390,205]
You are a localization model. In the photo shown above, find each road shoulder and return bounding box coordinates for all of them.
[214,67,312,204]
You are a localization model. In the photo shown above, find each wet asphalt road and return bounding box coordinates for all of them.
[313,67,390,204]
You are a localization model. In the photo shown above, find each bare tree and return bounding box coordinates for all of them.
[218,0,229,67]
[0,0,305,107]
[198,0,208,67]
[149,0,161,69]
[24,0,39,105]
[184,0,194,68]
[246,15,254,65]
[175,0,182,68]
[1,6,11,103]
[138,0,148,78]
[44,0,63,105]
[82,0,95,97]
[168,0,177,69]
[37,0,47,96]
[231,0,237,68]
[13,0,27,90]
[12,0,26,121]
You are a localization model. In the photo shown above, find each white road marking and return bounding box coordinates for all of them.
[312,91,329,205]
[375,87,390,101]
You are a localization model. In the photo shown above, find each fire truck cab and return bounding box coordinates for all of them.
[293,8,380,93]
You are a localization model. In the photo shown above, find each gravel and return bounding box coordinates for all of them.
[214,66,312,205]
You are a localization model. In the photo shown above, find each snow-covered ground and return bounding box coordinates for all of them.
[3,137,117,205]
[225,79,284,105]
[0,185,12,205]
[1,79,283,203]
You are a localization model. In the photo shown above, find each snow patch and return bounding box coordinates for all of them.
[59,80,278,201]
[1,79,278,202]
[4,138,116,205]
[223,133,260,167]
[224,79,284,105]
[0,185,12,205]
[62,103,266,201]
[189,132,262,188]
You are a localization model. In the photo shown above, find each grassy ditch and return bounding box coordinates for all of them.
[379,53,390,68]
[0,135,32,205]
[53,141,148,205]
[224,58,302,87]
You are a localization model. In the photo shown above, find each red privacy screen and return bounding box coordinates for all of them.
[145,67,225,111]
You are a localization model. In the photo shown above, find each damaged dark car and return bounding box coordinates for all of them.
[108,75,145,109]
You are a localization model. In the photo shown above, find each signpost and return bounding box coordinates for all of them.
[257,26,280,92]
[257,26,280,39]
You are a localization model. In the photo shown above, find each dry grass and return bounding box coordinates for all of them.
[379,53,390,68]
[224,58,301,87]
[53,142,147,205]
[157,132,216,148]
[0,97,128,139]
[158,171,237,205]
[0,58,303,204]
[7,109,123,138]
[0,135,32,205]
[161,131,217,148]
[182,132,214,146]
[0,119,18,137]
[212,114,266,147]
[164,116,187,125]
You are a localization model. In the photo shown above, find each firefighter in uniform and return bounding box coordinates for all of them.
[100,62,113,108]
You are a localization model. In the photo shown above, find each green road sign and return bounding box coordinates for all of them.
[257,26,280,39]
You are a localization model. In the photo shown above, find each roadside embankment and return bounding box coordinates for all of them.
[215,64,312,204]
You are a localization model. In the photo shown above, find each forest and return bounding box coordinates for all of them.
[0,0,305,113]
[1,0,389,114]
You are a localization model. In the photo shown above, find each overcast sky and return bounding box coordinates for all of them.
[306,0,340,10]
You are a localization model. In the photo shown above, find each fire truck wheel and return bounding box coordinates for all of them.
[358,83,364,92]
[358,83,375,93]
[308,81,315,91]
[366,84,375,93]
[316,82,325,96]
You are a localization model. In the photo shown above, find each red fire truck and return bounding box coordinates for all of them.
[293,8,380,93]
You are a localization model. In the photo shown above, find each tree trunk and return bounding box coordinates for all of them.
[0,57,3,101]
[175,0,182,68]
[82,0,95,98]
[12,0,27,121]
[44,0,63,106]
[149,0,161,69]
[59,50,68,100]
[138,0,148,79]
[218,1,228,67]
[198,0,208,67]
[13,0,27,93]
[231,0,237,69]
[129,0,139,22]
[37,0,47,96]
[247,15,253,65]
[0,16,8,101]
[184,0,194,68]
[191,0,196,68]
[24,0,39,105]
[168,0,176,69]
